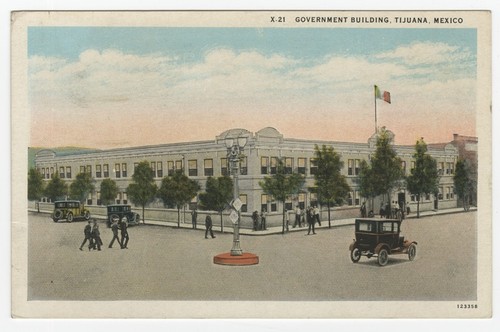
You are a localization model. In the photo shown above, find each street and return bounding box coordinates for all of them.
[27,211,477,301]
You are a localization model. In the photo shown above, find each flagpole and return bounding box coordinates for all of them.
[374,85,378,133]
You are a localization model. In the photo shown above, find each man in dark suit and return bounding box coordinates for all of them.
[79,220,92,251]
[120,217,129,249]
[205,214,215,239]
[191,208,198,229]
[91,219,102,251]
[108,218,120,248]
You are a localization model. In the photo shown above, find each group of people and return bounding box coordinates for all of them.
[251,209,268,231]
[292,205,321,235]
[79,218,129,251]
[359,201,411,219]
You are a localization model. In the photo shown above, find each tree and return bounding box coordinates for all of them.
[100,178,118,206]
[358,160,377,215]
[454,159,473,211]
[311,145,351,228]
[44,173,68,202]
[69,172,95,203]
[361,128,404,217]
[199,176,233,232]
[28,168,45,212]
[127,161,158,223]
[259,158,305,234]
[157,170,200,228]
[406,138,440,218]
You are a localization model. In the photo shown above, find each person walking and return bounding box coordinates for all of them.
[120,217,129,249]
[205,214,215,239]
[79,220,92,251]
[90,219,102,251]
[191,208,198,229]
[252,211,259,231]
[285,209,290,232]
[360,202,367,218]
[293,205,302,228]
[108,218,120,248]
[306,207,316,235]
[260,208,267,231]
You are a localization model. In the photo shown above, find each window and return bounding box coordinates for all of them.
[358,221,373,232]
[261,157,269,174]
[80,165,85,174]
[285,198,293,211]
[348,159,360,176]
[298,158,306,175]
[59,167,65,178]
[168,161,175,176]
[115,163,121,178]
[310,192,318,207]
[381,222,393,233]
[66,166,72,179]
[157,162,163,178]
[134,162,139,171]
[204,159,214,177]
[310,159,318,175]
[175,160,183,172]
[355,159,360,175]
[439,162,445,175]
[450,186,454,199]
[96,191,101,206]
[411,161,416,172]
[221,158,228,176]
[446,187,451,200]
[188,160,198,176]
[123,192,128,204]
[239,194,247,212]
[284,157,293,174]
[438,187,443,200]
[354,191,360,206]
[103,164,109,178]
[116,192,122,204]
[270,157,278,174]
[151,162,156,177]
[348,192,353,206]
[447,162,454,175]
[122,163,127,177]
[87,192,92,206]
[261,194,268,212]
[41,168,46,179]
[298,193,306,210]
[96,165,102,178]
[240,156,247,175]
[401,161,407,175]
[50,167,54,178]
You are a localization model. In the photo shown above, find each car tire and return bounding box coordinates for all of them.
[408,244,417,261]
[350,247,361,263]
[378,248,389,266]
[67,212,74,223]
[54,210,63,219]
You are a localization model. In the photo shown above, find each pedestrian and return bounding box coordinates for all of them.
[252,210,259,231]
[314,205,321,226]
[205,214,216,239]
[360,202,367,218]
[108,217,120,248]
[293,205,302,228]
[79,220,92,251]
[120,217,129,249]
[285,209,290,232]
[260,208,267,230]
[90,219,102,251]
[379,203,385,218]
[306,207,316,235]
[191,208,198,229]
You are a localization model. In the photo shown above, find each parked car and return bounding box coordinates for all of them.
[349,218,417,266]
[106,204,141,227]
[52,200,91,223]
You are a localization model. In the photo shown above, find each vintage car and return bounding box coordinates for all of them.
[349,218,417,266]
[52,200,91,223]
[106,204,141,227]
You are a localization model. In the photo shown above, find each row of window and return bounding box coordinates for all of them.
[409,186,455,202]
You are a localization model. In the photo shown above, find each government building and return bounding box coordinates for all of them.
[34,127,467,228]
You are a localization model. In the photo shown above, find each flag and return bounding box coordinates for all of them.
[374,85,391,104]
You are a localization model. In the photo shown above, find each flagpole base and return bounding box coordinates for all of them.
[213,252,259,266]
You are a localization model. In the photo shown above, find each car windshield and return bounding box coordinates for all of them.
[55,202,66,208]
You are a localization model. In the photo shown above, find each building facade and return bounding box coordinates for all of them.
[34,127,461,227]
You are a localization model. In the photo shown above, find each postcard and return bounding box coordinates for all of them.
[11,10,491,318]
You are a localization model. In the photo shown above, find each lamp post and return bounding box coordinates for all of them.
[213,136,258,266]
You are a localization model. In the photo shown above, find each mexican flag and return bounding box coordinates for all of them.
[374,85,391,104]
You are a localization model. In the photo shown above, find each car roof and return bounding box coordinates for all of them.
[54,200,80,203]
[355,218,401,223]
[107,204,131,207]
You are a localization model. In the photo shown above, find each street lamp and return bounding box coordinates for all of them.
[213,135,258,266]
[224,136,247,256]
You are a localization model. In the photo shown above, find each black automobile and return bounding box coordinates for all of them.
[106,204,140,227]
[349,218,417,266]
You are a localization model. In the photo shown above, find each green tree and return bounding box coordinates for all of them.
[69,172,95,203]
[127,161,158,223]
[100,178,118,206]
[406,138,440,218]
[363,128,404,217]
[454,159,473,211]
[44,173,68,202]
[310,145,351,228]
[199,176,233,232]
[358,160,377,215]
[28,167,45,212]
[259,158,305,234]
[157,170,200,228]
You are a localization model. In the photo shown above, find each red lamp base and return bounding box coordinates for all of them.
[213,252,259,266]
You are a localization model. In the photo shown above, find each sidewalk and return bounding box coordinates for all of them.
[29,206,476,236]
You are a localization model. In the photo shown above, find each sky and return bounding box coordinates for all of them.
[28,27,477,149]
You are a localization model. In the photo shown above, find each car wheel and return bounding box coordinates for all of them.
[378,248,389,266]
[54,210,63,219]
[83,210,90,220]
[67,212,74,223]
[350,247,361,263]
[408,244,417,261]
